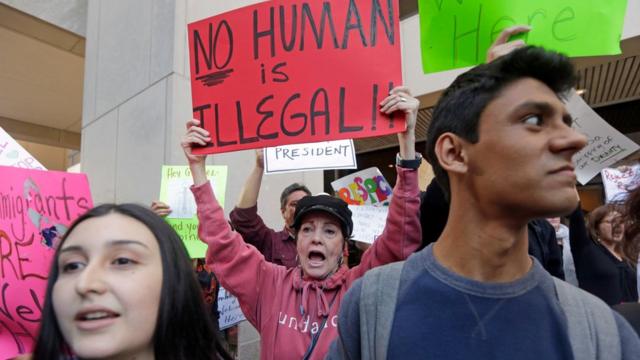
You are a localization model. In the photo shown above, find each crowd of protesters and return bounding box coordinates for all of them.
[14,26,640,360]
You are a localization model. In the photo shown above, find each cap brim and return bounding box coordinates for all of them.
[293,205,347,231]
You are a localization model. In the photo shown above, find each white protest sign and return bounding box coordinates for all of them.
[567,92,640,184]
[601,164,640,203]
[349,205,389,244]
[0,126,46,170]
[218,286,246,330]
[331,167,392,206]
[165,177,198,219]
[264,139,357,174]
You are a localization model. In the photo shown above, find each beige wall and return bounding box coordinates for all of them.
[17,140,73,171]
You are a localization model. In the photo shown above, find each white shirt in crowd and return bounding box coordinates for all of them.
[556,224,579,287]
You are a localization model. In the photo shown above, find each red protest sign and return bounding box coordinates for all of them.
[0,166,93,359]
[188,0,403,154]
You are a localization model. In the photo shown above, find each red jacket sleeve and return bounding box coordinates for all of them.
[347,167,421,282]
[229,205,278,256]
[192,182,280,327]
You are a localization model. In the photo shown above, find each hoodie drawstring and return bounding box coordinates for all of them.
[298,281,330,317]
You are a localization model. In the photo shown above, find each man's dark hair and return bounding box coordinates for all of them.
[425,46,578,199]
[280,183,311,209]
[33,203,232,360]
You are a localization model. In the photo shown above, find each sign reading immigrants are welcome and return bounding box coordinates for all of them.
[0,166,93,359]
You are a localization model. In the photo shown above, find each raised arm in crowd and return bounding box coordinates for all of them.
[182,86,422,360]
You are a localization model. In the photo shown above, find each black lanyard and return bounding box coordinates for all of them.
[301,291,340,360]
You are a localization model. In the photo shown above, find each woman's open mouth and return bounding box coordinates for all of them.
[307,250,326,267]
[74,309,120,331]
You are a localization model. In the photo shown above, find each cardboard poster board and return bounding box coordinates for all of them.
[601,164,640,203]
[217,287,246,330]
[264,139,357,174]
[418,0,628,73]
[0,166,93,359]
[567,92,640,185]
[188,0,404,154]
[331,167,392,205]
[158,166,227,258]
[0,127,46,170]
[349,204,388,244]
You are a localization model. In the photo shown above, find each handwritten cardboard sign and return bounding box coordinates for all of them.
[188,0,404,154]
[0,127,46,170]
[0,166,92,359]
[264,139,357,174]
[331,167,392,205]
[158,166,228,258]
[349,204,388,244]
[218,286,246,330]
[566,92,640,185]
[418,0,628,73]
[601,164,640,203]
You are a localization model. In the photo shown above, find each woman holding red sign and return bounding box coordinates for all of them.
[183,86,421,360]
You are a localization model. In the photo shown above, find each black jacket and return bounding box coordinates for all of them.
[569,206,638,305]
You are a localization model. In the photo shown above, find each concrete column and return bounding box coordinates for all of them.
[81,1,323,358]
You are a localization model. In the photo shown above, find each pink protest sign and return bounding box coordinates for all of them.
[0,165,93,359]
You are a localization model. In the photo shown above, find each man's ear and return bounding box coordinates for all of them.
[435,133,469,175]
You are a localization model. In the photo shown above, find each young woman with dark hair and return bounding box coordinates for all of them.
[31,203,232,360]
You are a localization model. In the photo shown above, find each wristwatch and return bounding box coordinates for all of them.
[395,152,422,169]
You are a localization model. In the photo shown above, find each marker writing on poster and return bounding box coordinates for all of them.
[188,0,403,153]
[336,175,392,205]
[274,143,351,160]
[249,0,395,59]
[0,178,91,242]
[192,80,395,150]
[0,281,41,353]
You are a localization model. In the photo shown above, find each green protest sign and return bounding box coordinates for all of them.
[418,0,628,73]
[159,165,228,258]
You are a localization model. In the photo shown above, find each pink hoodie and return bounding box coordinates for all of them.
[193,167,420,360]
